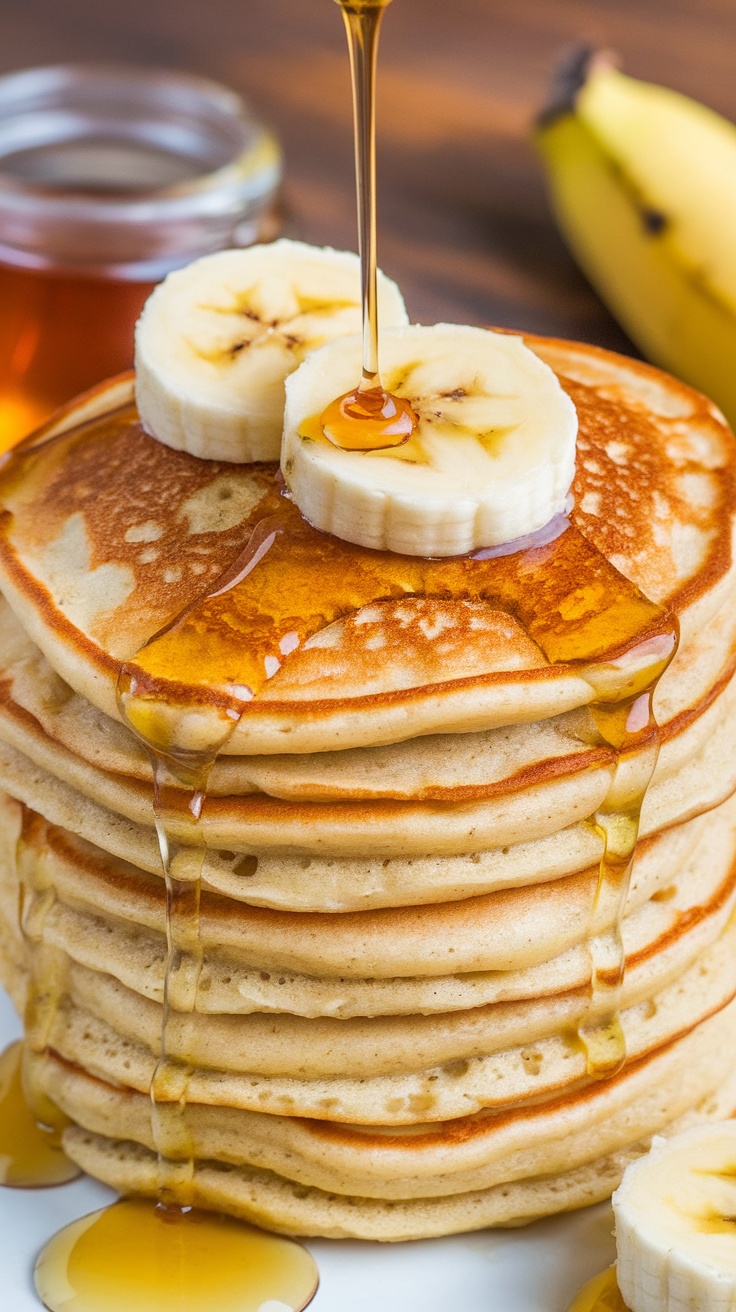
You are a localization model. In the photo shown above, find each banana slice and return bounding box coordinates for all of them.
[281,323,578,556]
[613,1122,736,1312]
[134,239,408,463]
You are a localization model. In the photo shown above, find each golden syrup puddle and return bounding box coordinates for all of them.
[0,1041,79,1188]
[320,384,415,451]
[34,1198,319,1312]
[565,1267,629,1312]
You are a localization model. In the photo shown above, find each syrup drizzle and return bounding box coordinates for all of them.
[143,747,213,1209]
[579,688,663,1073]
[0,1041,79,1188]
[0,809,81,1190]
[119,483,675,728]
[320,0,417,450]
[32,528,320,1308]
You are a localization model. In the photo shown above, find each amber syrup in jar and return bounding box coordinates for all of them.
[0,64,281,451]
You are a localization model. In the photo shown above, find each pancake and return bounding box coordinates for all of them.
[46,907,736,1089]
[3,797,734,1071]
[32,990,736,1199]
[6,801,736,1127]
[19,912,736,1126]
[0,338,733,758]
[60,1062,736,1243]
[3,591,736,801]
[5,796,733,995]
[35,1004,736,1240]
[1,333,736,1244]
[2,680,736,866]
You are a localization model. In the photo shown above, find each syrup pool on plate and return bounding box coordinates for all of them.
[34,1198,319,1312]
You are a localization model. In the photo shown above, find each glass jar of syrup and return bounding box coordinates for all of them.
[0,63,281,451]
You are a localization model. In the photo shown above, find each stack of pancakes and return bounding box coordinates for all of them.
[1,337,736,1241]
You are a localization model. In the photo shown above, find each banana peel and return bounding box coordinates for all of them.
[534,51,736,427]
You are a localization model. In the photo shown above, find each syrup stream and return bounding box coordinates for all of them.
[321,0,416,450]
[339,0,385,391]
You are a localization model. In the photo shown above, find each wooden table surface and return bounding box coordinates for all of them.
[2,0,735,353]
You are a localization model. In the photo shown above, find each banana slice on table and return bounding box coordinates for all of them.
[134,239,408,463]
[281,323,578,556]
[613,1122,736,1312]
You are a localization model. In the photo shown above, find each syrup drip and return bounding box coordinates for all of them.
[34,1197,319,1312]
[0,811,81,1189]
[320,0,417,449]
[143,747,213,1209]
[0,1041,79,1188]
[565,1266,630,1311]
[33,535,321,1308]
[578,689,662,1074]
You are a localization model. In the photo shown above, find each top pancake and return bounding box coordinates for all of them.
[0,337,733,754]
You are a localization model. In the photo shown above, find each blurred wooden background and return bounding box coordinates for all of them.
[2,0,735,352]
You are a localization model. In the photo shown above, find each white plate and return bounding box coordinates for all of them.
[0,988,615,1311]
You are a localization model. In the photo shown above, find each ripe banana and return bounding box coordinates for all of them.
[613,1122,736,1312]
[281,323,577,556]
[535,53,736,428]
[134,238,408,463]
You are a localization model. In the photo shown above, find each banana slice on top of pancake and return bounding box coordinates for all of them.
[134,239,408,463]
[281,324,578,556]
